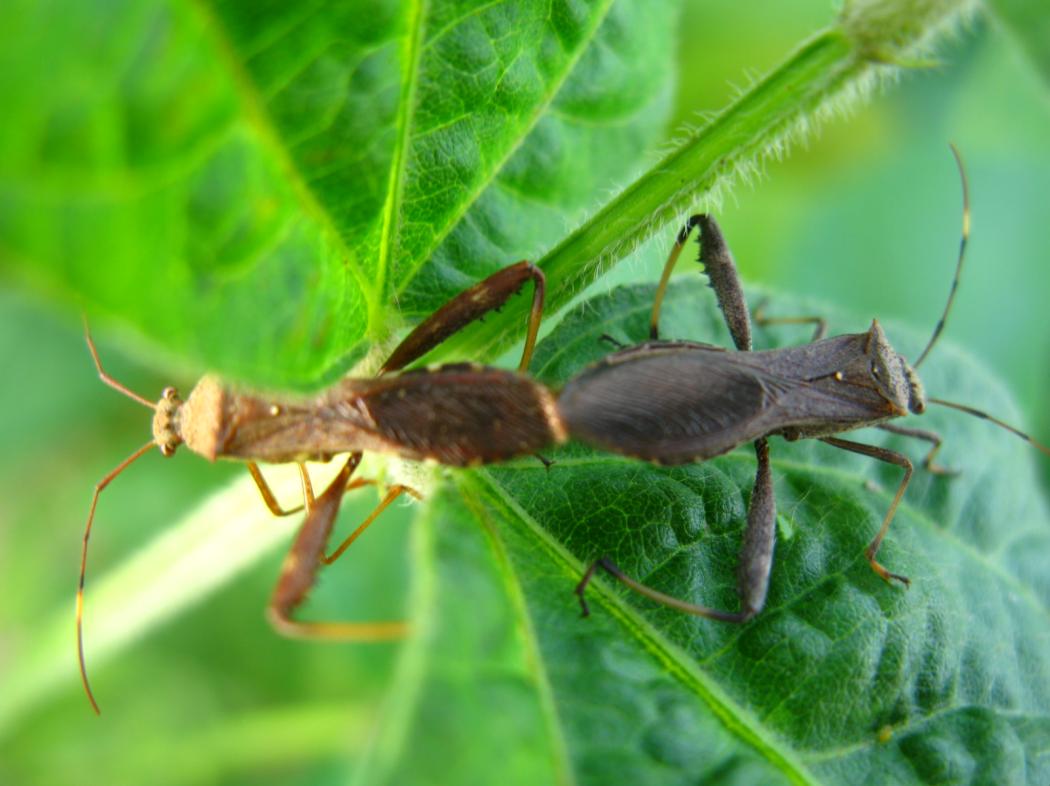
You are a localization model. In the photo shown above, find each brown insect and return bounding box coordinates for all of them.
[79,261,565,713]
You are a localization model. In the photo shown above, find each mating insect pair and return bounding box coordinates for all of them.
[79,149,1047,713]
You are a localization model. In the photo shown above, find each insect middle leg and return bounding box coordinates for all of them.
[268,452,409,640]
[753,299,827,342]
[876,423,955,475]
[820,437,914,586]
[323,479,422,566]
[576,438,777,623]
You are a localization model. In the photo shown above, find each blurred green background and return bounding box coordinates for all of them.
[1,1,1047,784]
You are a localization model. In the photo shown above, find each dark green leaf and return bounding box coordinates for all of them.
[363,278,1050,785]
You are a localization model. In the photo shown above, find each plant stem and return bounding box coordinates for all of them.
[429,0,975,366]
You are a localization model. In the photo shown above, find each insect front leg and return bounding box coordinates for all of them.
[876,423,956,475]
[575,439,776,623]
[381,260,546,374]
[753,299,827,342]
[267,452,408,640]
[820,437,914,586]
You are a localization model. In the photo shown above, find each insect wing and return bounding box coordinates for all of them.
[358,366,560,465]
[559,348,793,464]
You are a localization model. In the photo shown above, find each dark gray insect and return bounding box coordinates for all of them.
[568,151,1049,622]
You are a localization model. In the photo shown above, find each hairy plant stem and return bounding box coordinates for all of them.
[428,0,975,366]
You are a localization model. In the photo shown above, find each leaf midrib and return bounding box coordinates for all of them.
[467,471,821,786]
[490,449,1050,623]
[187,0,373,301]
[392,0,621,299]
[376,0,427,307]
[459,478,578,786]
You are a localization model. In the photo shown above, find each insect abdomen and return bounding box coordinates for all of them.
[357,366,566,465]
[558,349,778,464]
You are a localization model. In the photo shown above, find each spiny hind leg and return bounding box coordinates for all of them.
[651,214,753,352]
[267,453,409,640]
[576,439,776,623]
[381,261,546,374]
[734,438,777,619]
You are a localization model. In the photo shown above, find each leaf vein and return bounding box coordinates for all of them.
[393,0,620,298]
[186,0,372,302]
[457,475,579,786]
[470,471,822,786]
[375,0,427,305]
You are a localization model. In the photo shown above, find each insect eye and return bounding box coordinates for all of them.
[870,362,880,380]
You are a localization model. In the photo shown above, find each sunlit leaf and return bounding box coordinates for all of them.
[984,0,1050,85]
[0,0,678,386]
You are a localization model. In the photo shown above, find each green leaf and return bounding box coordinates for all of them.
[361,278,1050,785]
[985,0,1050,85]
[1,1,1018,779]
[0,0,977,388]
[426,0,979,367]
[0,0,677,387]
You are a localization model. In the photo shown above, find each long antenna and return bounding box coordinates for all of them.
[928,398,1050,457]
[79,321,160,714]
[84,320,156,410]
[914,144,970,369]
[77,441,156,715]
